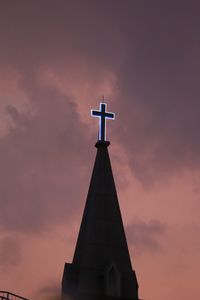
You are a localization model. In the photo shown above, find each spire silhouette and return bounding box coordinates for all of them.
[62,103,139,300]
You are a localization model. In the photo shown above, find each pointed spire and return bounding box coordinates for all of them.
[62,103,139,300]
[72,141,132,272]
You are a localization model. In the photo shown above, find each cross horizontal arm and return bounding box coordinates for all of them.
[105,112,115,119]
[91,110,102,117]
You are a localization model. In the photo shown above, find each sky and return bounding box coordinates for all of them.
[0,1,200,300]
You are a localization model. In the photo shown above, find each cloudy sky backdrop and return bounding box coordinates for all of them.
[0,1,200,300]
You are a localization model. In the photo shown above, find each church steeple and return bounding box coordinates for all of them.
[62,103,139,300]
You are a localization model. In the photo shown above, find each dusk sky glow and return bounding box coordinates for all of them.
[0,1,200,300]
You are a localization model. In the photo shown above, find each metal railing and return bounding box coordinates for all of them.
[0,291,29,300]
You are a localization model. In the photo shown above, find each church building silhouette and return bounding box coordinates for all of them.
[62,102,139,300]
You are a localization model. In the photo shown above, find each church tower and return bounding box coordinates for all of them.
[62,103,139,300]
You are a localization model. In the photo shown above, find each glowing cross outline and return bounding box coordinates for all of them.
[91,102,115,141]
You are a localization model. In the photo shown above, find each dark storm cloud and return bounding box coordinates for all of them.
[0,1,200,235]
[0,1,124,71]
[126,220,166,254]
[1,1,200,184]
[0,0,123,234]
[0,83,93,233]
[113,2,200,182]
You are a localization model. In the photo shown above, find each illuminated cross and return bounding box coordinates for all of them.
[91,102,115,141]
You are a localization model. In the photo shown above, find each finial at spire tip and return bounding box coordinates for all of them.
[95,140,110,148]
